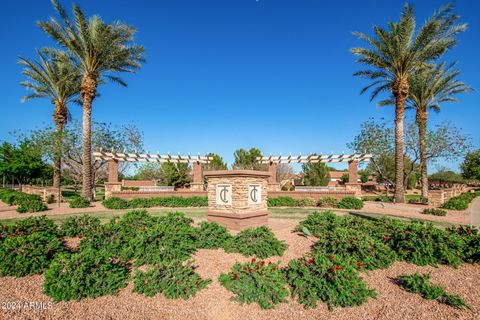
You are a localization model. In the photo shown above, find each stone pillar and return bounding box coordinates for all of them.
[108,159,119,183]
[190,161,204,191]
[204,170,270,230]
[346,160,361,197]
[267,161,280,191]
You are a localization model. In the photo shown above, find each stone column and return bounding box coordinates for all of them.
[345,160,361,197]
[190,161,204,191]
[108,159,119,183]
[267,161,280,191]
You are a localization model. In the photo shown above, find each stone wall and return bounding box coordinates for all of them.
[21,185,61,202]
[207,176,268,214]
[110,191,207,199]
[122,180,156,187]
[269,190,355,201]
[427,184,469,207]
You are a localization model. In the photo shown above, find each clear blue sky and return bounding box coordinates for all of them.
[1,0,479,171]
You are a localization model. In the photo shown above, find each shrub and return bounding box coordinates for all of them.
[68,196,91,208]
[447,225,480,263]
[219,259,288,309]
[133,212,197,266]
[267,196,299,207]
[102,197,129,209]
[44,249,129,301]
[0,188,22,205]
[312,227,396,270]
[337,197,364,210]
[295,211,340,237]
[133,260,211,299]
[102,196,208,209]
[361,195,394,202]
[225,226,287,258]
[408,196,428,204]
[442,192,479,210]
[397,272,468,309]
[0,232,63,277]
[195,221,232,249]
[297,198,316,207]
[316,197,339,208]
[286,253,376,309]
[16,194,47,213]
[61,214,101,237]
[46,194,56,204]
[422,208,447,216]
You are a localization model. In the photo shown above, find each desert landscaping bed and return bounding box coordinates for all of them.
[0,217,479,320]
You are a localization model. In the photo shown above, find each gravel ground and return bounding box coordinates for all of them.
[0,218,479,320]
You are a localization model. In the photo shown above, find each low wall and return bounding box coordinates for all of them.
[122,180,156,187]
[269,190,355,201]
[21,185,61,202]
[110,191,207,199]
[427,184,469,207]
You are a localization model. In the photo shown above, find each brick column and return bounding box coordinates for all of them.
[190,161,204,191]
[108,159,119,182]
[267,161,280,191]
[348,160,359,183]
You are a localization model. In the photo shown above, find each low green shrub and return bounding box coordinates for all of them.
[397,272,468,309]
[195,221,232,249]
[337,197,364,210]
[46,194,56,204]
[316,197,339,208]
[121,186,139,191]
[442,192,479,210]
[133,261,211,299]
[447,225,480,263]
[102,196,208,209]
[267,196,299,207]
[133,212,197,266]
[219,259,288,309]
[0,188,21,205]
[16,194,47,213]
[0,231,63,277]
[408,196,428,204]
[295,211,340,237]
[44,248,129,301]
[60,214,101,237]
[5,216,59,236]
[312,227,397,270]
[422,208,447,216]
[286,253,376,310]
[68,196,90,208]
[225,226,287,259]
[297,198,316,207]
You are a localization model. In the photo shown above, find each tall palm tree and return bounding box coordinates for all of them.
[350,3,466,203]
[38,0,145,200]
[405,63,472,198]
[19,49,80,192]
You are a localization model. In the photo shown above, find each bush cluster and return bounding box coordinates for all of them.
[134,260,211,299]
[442,191,479,210]
[0,189,47,213]
[267,196,364,209]
[60,214,101,237]
[102,196,208,209]
[361,195,394,202]
[225,226,288,259]
[219,259,289,309]
[68,196,91,208]
[195,221,232,249]
[408,196,428,204]
[422,208,447,216]
[286,253,376,309]
[397,272,468,309]
[44,248,130,301]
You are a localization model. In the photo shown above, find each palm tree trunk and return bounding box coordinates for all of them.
[80,74,97,200]
[53,121,63,190]
[417,108,428,199]
[393,89,407,204]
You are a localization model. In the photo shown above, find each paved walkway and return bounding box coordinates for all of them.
[471,197,480,227]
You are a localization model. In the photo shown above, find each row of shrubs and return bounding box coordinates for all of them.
[0,188,47,213]
[0,211,287,302]
[267,196,364,210]
[102,196,208,209]
[442,191,480,210]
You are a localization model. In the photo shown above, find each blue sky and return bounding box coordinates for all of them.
[1,0,479,171]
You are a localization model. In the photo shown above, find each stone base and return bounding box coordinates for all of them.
[189,183,204,192]
[267,183,281,192]
[207,211,269,231]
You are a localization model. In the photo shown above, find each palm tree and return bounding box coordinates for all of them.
[350,3,466,203]
[405,63,471,198]
[38,0,145,200]
[19,49,80,192]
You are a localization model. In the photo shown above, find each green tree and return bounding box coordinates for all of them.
[204,153,227,171]
[351,3,466,202]
[232,148,264,170]
[302,155,330,186]
[134,163,163,181]
[380,62,472,198]
[38,0,145,200]
[460,150,480,180]
[161,163,191,188]
[430,168,465,184]
[19,49,80,190]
